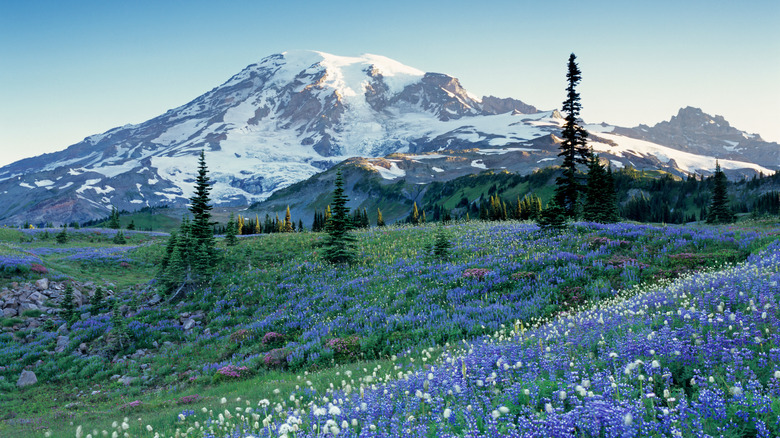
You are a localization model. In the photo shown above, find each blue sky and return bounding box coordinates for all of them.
[1,0,778,166]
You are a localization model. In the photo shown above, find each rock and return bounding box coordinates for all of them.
[17,370,37,387]
[80,312,90,320]
[110,374,121,380]
[3,297,19,309]
[2,308,17,318]
[18,302,39,314]
[148,294,161,306]
[64,402,82,409]
[118,376,136,386]
[34,278,49,291]
[57,323,68,334]
[79,343,87,354]
[183,319,196,330]
[55,336,69,353]
[27,320,40,329]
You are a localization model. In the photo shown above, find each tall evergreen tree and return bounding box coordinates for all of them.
[322,171,356,264]
[377,208,385,227]
[706,162,735,224]
[554,53,590,218]
[188,150,217,276]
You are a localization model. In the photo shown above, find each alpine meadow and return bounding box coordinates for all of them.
[1,18,780,438]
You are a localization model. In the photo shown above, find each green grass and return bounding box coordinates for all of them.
[3,346,445,438]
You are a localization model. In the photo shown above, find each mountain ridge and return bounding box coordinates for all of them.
[0,50,776,225]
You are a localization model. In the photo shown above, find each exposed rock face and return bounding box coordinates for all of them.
[616,107,780,170]
[17,370,37,387]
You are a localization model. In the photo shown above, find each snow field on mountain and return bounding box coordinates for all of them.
[591,133,775,175]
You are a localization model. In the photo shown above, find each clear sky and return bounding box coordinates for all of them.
[1,0,778,167]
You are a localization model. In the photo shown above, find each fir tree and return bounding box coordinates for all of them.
[283,206,294,232]
[61,282,76,326]
[377,208,385,227]
[254,214,261,234]
[554,53,590,218]
[537,198,567,232]
[583,154,619,223]
[706,162,735,224]
[56,225,68,244]
[188,150,217,277]
[112,230,127,244]
[433,225,452,260]
[127,220,135,231]
[225,213,239,246]
[107,207,121,229]
[90,286,105,313]
[411,202,420,225]
[110,299,130,352]
[322,171,356,264]
[298,219,304,232]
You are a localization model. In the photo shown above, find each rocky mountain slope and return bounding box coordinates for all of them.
[0,51,776,225]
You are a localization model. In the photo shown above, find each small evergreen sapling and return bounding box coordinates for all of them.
[61,282,76,326]
[537,198,567,232]
[56,225,68,244]
[433,225,452,259]
[112,230,127,244]
[224,213,239,246]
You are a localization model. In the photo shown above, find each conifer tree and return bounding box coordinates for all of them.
[706,162,735,224]
[411,202,420,225]
[127,220,135,231]
[421,210,427,224]
[377,208,385,227]
[284,206,294,232]
[225,213,239,246]
[554,53,590,218]
[188,150,217,276]
[107,207,121,229]
[56,225,68,244]
[90,286,105,313]
[110,299,130,351]
[582,153,618,223]
[255,214,261,234]
[433,225,452,260]
[112,230,127,244]
[61,282,76,326]
[322,170,356,264]
[298,219,304,232]
[537,198,567,232]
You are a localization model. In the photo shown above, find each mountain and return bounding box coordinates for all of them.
[0,51,776,225]
[614,106,779,168]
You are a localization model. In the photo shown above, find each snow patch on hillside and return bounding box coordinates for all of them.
[593,133,774,174]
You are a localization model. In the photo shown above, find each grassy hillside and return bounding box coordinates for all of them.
[1,218,778,436]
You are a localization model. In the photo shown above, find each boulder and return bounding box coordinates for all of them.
[118,376,136,386]
[148,294,162,306]
[17,370,37,387]
[79,343,87,354]
[2,308,17,318]
[34,278,49,291]
[18,302,40,314]
[182,319,196,330]
[55,336,69,353]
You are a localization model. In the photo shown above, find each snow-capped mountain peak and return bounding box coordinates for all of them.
[0,51,775,225]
